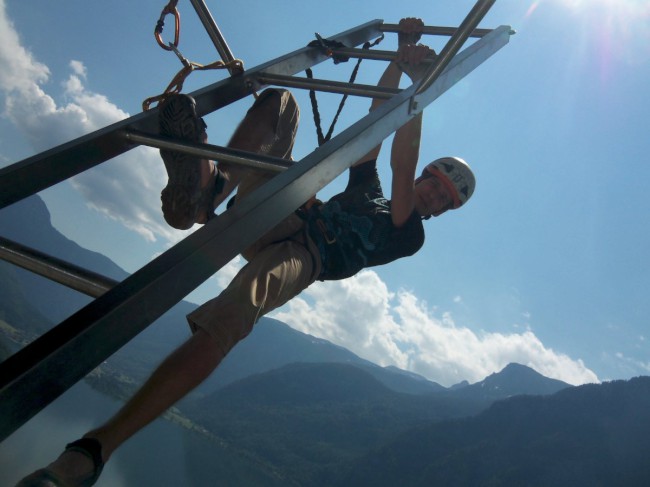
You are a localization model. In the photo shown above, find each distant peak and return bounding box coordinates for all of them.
[501,363,536,373]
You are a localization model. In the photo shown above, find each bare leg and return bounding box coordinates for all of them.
[158,92,282,228]
[197,89,297,223]
[20,90,299,486]
[43,329,224,483]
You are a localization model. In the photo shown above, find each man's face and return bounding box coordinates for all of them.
[414,175,453,218]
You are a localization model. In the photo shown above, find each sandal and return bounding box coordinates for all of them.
[15,438,104,487]
[14,469,66,487]
[159,94,221,229]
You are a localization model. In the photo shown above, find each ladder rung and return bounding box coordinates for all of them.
[380,24,492,38]
[256,72,401,99]
[0,236,116,298]
[322,47,437,63]
[123,131,292,173]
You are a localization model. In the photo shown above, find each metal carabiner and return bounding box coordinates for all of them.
[155,1,181,51]
[169,42,191,68]
[314,33,334,57]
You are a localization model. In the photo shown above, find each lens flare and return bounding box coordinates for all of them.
[525,1,542,19]
[531,0,650,69]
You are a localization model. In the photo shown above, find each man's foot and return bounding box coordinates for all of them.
[159,94,220,230]
[15,438,104,487]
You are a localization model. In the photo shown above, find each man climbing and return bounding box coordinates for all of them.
[17,18,475,487]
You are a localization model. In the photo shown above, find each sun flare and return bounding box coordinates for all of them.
[527,0,650,67]
[555,0,647,9]
[550,0,650,18]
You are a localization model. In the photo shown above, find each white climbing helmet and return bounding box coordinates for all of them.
[422,157,475,209]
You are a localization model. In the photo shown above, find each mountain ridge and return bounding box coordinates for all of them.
[338,376,650,487]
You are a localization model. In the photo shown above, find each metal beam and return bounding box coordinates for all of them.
[417,0,496,94]
[0,21,512,442]
[188,0,238,73]
[415,25,513,109]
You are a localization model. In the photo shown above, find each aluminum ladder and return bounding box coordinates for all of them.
[0,0,513,441]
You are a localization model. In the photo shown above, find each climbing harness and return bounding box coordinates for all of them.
[144,0,244,110]
[306,34,384,146]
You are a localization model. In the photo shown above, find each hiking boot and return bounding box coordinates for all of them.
[159,94,218,230]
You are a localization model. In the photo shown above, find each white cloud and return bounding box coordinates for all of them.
[0,0,189,244]
[69,60,87,78]
[184,256,247,306]
[0,3,49,93]
[214,255,245,290]
[274,269,599,387]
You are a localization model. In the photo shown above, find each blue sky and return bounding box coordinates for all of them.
[1,0,649,387]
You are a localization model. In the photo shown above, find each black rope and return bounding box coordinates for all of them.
[306,35,384,146]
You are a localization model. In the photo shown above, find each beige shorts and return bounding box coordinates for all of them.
[187,89,321,355]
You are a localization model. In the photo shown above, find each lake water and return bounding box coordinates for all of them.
[1,381,195,486]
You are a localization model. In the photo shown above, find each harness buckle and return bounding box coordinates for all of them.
[316,219,336,245]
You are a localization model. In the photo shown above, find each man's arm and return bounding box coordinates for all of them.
[352,60,404,167]
[352,17,426,169]
[389,18,435,226]
[351,19,433,227]
[389,108,424,227]
[389,40,433,227]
